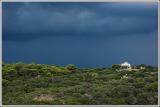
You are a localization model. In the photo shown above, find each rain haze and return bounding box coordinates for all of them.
[2,2,158,68]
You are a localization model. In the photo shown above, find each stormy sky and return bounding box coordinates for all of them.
[2,2,158,67]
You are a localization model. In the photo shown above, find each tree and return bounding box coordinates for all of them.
[65,64,77,72]
[112,64,121,69]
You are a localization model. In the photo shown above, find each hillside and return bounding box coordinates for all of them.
[2,63,158,105]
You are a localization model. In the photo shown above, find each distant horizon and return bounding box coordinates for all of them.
[2,61,158,68]
[3,2,158,68]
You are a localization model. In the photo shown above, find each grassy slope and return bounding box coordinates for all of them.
[2,63,158,105]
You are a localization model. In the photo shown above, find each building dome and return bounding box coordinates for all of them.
[121,61,131,67]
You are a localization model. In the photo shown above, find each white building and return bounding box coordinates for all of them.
[140,66,145,70]
[121,62,132,70]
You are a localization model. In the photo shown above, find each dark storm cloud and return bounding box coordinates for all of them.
[3,2,158,41]
[2,2,158,67]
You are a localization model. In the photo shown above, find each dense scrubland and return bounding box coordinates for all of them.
[2,63,158,105]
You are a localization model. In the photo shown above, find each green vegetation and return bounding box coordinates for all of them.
[2,63,158,105]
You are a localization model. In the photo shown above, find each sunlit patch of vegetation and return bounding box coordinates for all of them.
[2,62,158,105]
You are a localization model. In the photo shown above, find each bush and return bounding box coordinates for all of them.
[112,64,121,69]
[2,63,158,105]
[2,79,10,87]
[65,64,77,72]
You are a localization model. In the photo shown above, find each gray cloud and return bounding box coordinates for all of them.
[3,2,158,41]
[2,2,158,67]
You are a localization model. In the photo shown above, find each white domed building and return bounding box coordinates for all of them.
[120,62,132,71]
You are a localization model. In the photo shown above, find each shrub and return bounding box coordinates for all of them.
[65,64,77,72]
[112,64,121,69]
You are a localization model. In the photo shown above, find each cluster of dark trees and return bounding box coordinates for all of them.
[2,62,158,105]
